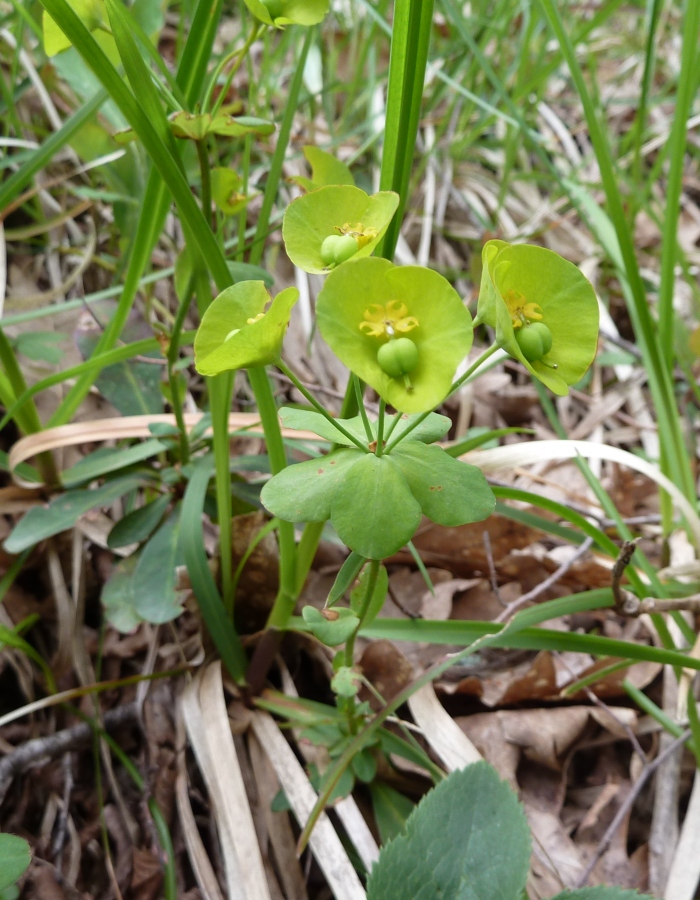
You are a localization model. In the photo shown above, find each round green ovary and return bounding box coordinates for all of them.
[515,322,552,362]
[377,337,419,378]
[320,234,358,267]
[261,0,284,17]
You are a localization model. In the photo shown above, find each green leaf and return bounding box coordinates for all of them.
[331,454,422,559]
[331,665,362,698]
[242,0,329,28]
[302,606,359,646]
[61,438,166,487]
[552,891,654,900]
[289,145,355,193]
[351,748,377,783]
[283,185,399,274]
[261,449,363,522]
[317,258,473,414]
[350,563,388,628]
[279,407,369,447]
[101,554,142,632]
[227,261,274,288]
[0,834,31,892]
[107,493,171,548]
[475,240,599,396]
[170,110,275,140]
[370,783,415,844]
[132,509,185,624]
[194,282,299,375]
[390,442,495,527]
[4,476,143,554]
[389,412,452,445]
[366,762,531,900]
[328,551,367,606]
[12,332,66,365]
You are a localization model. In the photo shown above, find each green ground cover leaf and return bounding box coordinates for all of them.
[107,493,171,548]
[132,509,185,624]
[367,762,531,900]
[0,834,31,892]
[4,477,143,554]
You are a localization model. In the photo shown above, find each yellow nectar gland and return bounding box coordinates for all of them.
[359,300,419,339]
[503,289,543,329]
[336,222,379,250]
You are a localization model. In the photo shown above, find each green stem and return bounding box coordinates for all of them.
[344,559,381,668]
[237,134,252,262]
[204,24,263,115]
[250,366,297,628]
[375,399,386,456]
[249,27,314,266]
[0,327,59,486]
[167,274,195,465]
[277,362,368,451]
[196,138,212,231]
[354,375,374,442]
[384,343,499,453]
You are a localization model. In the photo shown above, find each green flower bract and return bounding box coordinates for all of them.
[475,240,599,395]
[194,281,298,375]
[316,258,474,413]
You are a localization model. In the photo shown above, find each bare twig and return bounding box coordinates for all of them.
[613,539,700,616]
[575,728,691,888]
[0,703,139,806]
[495,536,594,623]
[482,530,503,605]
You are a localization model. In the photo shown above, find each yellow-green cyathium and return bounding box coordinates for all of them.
[194,281,298,376]
[316,257,473,413]
[474,240,599,395]
[283,186,399,274]
[244,0,329,28]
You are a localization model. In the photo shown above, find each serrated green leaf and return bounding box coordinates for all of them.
[4,476,143,554]
[0,834,31,892]
[390,442,495,527]
[331,454,422,559]
[283,185,398,274]
[367,762,531,900]
[194,282,298,375]
[316,258,473,414]
[476,240,598,396]
[261,448,362,522]
[302,606,359,646]
[107,493,171,549]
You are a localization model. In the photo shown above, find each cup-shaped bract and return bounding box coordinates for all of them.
[43,0,105,55]
[316,258,473,413]
[283,185,399,274]
[476,240,599,395]
[243,0,329,27]
[194,281,298,376]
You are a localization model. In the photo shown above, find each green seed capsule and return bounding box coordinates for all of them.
[515,322,553,362]
[332,234,359,265]
[321,235,342,267]
[262,0,284,18]
[377,337,419,378]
